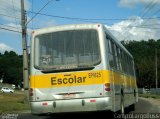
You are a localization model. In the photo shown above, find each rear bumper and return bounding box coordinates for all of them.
[30,97,112,114]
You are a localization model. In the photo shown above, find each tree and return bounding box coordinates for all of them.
[122,39,160,88]
[0,51,23,86]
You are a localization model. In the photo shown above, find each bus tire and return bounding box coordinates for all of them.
[130,90,136,111]
[130,104,135,111]
[120,90,125,114]
[134,89,137,102]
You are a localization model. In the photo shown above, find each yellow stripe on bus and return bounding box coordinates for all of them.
[30,70,136,88]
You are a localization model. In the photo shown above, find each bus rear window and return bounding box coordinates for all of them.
[34,29,101,70]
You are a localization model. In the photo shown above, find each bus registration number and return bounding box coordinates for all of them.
[88,72,101,78]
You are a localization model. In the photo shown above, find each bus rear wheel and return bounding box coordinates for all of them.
[120,95,124,114]
[130,90,136,111]
[130,104,135,111]
[120,89,125,114]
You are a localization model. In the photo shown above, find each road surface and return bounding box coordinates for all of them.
[1,97,160,119]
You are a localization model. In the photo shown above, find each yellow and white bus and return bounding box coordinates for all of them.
[30,23,138,114]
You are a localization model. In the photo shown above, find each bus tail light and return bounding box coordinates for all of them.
[30,88,33,96]
[105,83,110,92]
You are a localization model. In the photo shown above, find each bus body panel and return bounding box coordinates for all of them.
[30,70,110,101]
[30,97,112,114]
[30,69,137,114]
[30,23,138,114]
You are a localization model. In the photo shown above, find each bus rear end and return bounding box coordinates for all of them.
[30,24,112,114]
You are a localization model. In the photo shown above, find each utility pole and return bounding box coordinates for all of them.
[21,0,29,102]
[155,48,158,89]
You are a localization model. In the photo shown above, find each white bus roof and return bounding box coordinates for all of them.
[33,23,102,35]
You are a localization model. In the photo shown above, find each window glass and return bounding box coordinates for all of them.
[107,39,115,68]
[34,30,100,70]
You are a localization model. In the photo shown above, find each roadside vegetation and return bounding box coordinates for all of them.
[139,93,160,99]
[0,91,30,114]
[0,51,22,87]
[0,39,160,113]
[122,39,160,88]
[1,39,160,88]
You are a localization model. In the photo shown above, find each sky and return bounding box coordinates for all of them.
[0,0,160,54]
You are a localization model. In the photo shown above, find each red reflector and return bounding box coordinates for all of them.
[42,102,48,106]
[30,88,33,96]
[105,83,110,92]
[30,93,33,96]
[90,100,96,102]
[105,88,110,91]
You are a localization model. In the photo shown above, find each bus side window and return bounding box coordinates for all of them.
[125,55,130,74]
[115,45,121,71]
[128,58,131,75]
[122,52,127,73]
[112,43,118,70]
[108,39,114,69]
[131,60,135,76]
[121,51,124,72]
[129,58,132,75]
[128,56,131,75]
[117,47,122,71]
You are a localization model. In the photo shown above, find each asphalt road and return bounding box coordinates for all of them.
[131,97,160,113]
[1,97,160,119]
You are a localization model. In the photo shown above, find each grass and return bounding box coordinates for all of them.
[139,93,160,99]
[1,92,159,114]
[0,91,30,114]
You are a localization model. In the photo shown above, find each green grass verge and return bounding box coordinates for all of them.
[0,92,30,114]
[139,93,160,99]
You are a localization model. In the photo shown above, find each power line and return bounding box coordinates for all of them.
[127,26,160,29]
[121,0,159,41]
[0,27,21,33]
[12,0,20,31]
[27,10,160,29]
[26,10,160,30]
[135,0,160,35]
[27,11,160,22]
[0,22,38,31]
[139,0,158,26]
[26,0,55,25]
[152,8,160,16]
[31,0,34,29]
[0,1,159,26]
[140,0,156,17]
[0,23,20,29]
[27,11,134,21]
[141,0,158,17]
[0,1,156,25]
[0,13,21,19]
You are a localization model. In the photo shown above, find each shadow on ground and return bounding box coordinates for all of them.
[39,111,115,119]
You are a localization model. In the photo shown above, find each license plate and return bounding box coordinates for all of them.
[63,94,75,99]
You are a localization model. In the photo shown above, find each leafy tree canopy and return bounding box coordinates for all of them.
[0,51,22,86]
[122,39,160,88]
[0,39,160,88]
